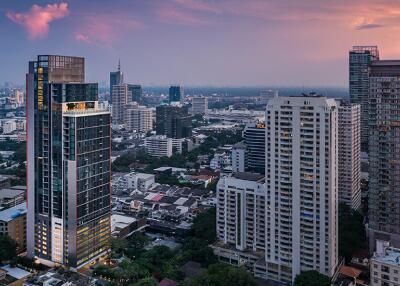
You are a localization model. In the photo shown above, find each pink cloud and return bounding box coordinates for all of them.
[6,3,69,39]
[174,0,221,14]
[75,16,143,45]
[157,8,210,26]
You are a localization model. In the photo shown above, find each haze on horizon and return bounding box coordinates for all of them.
[1,0,400,87]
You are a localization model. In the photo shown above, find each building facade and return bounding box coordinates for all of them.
[0,202,27,253]
[265,95,339,283]
[231,142,246,173]
[243,122,265,173]
[368,60,400,250]
[156,105,192,139]
[109,61,123,104]
[169,85,184,103]
[128,84,142,104]
[370,242,400,286]
[337,101,361,210]
[112,84,131,125]
[144,135,173,158]
[191,96,208,115]
[125,104,153,133]
[349,46,379,152]
[27,55,111,269]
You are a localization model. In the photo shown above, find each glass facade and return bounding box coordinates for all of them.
[27,55,111,269]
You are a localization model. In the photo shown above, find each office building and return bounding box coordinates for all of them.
[27,55,111,269]
[337,101,361,210]
[231,142,246,173]
[128,84,142,104]
[169,85,184,103]
[144,135,173,158]
[0,202,26,253]
[265,95,338,283]
[110,60,124,103]
[349,46,379,152]
[112,83,131,125]
[370,241,400,286]
[125,104,153,133]
[243,122,265,173]
[191,96,208,115]
[368,60,400,250]
[156,105,192,139]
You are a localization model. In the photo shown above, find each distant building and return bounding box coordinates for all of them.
[125,104,153,133]
[112,83,131,125]
[191,96,208,115]
[110,60,124,103]
[156,105,192,139]
[145,135,173,158]
[243,122,265,173]
[169,85,184,103]
[231,142,246,173]
[0,202,27,253]
[337,100,361,210]
[368,60,400,250]
[128,84,142,103]
[349,46,379,152]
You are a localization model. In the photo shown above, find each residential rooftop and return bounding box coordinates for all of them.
[373,247,400,267]
[232,172,265,182]
[0,202,26,222]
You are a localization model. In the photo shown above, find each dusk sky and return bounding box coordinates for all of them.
[1,0,400,87]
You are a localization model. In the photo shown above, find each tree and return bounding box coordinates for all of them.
[0,235,17,262]
[294,270,330,286]
[190,207,216,243]
[129,277,157,286]
[182,263,257,286]
[339,203,366,262]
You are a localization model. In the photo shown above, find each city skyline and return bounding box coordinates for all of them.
[2,0,400,86]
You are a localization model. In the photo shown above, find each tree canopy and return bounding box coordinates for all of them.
[0,235,17,262]
[294,270,330,286]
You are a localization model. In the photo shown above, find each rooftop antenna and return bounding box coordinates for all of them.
[118,58,121,72]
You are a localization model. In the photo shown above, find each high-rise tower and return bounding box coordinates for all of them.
[265,95,338,283]
[368,60,400,250]
[110,60,124,104]
[349,46,379,152]
[27,55,111,269]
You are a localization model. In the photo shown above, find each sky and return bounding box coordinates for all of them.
[1,0,400,87]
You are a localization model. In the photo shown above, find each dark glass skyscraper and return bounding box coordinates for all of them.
[169,85,184,103]
[349,46,379,152]
[27,55,111,269]
[156,105,192,138]
[128,84,142,103]
[109,60,124,104]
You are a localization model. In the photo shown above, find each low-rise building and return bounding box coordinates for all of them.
[0,202,27,253]
[371,241,400,286]
[114,172,155,192]
[0,188,25,209]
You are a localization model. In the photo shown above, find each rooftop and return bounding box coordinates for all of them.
[0,189,25,200]
[373,247,400,266]
[0,202,26,222]
[232,172,265,182]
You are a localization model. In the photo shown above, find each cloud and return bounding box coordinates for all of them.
[157,8,210,26]
[173,0,221,14]
[74,16,143,45]
[351,16,385,30]
[6,3,69,39]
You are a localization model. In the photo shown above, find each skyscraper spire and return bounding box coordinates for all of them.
[118,58,121,72]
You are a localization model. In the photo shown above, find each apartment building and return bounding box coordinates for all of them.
[337,100,361,210]
[265,95,339,284]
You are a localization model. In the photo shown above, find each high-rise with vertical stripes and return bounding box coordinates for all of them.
[26,55,111,269]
